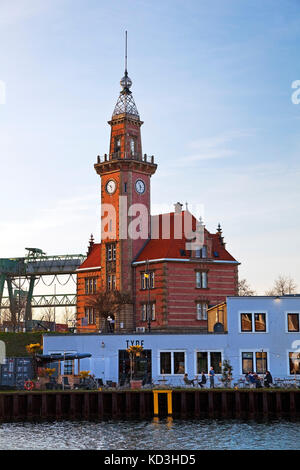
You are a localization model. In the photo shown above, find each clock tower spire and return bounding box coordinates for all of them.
[94,33,157,331]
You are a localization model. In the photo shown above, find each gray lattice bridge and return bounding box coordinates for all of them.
[0,294,77,310]
[0,249,86,320]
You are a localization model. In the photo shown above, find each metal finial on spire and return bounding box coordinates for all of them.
[87,234,95,255]
[217,223,222,233]
[112,31,140,118]
[120,31,132,90]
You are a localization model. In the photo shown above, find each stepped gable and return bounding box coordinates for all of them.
[135,211,237,262]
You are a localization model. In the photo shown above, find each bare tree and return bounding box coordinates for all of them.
[39,306,55,323]
[0,308,11,328]
[265,275,297,296]
[87,290,132,331]
[63,307,76,327]
[238,279,256,296]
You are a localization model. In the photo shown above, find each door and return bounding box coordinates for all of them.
[118,350,152,385]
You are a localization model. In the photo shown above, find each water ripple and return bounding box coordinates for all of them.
[0,418,299,450]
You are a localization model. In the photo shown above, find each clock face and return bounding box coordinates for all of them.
[106,179,117,194]
[135,179,145,194]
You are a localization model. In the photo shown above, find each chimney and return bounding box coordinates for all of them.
[174,202,183,214]
[217,224,225,247]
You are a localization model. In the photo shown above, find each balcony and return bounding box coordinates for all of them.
[96,152,155,164]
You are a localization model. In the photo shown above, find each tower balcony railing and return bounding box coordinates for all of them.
[96,152,155,164]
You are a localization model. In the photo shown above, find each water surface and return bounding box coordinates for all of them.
[1,418,300,450]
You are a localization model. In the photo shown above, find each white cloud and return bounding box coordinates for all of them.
[176,129,255,164]
[189,130,255,150]
[184,149,237,162]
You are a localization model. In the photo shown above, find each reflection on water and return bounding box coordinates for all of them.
[0,418,300,450]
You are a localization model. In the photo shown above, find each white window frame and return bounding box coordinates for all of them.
[141,271,155,290]
[239,311,268,333]
[151,303,155,321]
[196,271,208,289]
[195,246,207,259]
[196,302,208,320]
[141,304,147,322]
[141,303,155,322]
[194,349,223,376]
[285,311,300,333]
[239,349,269,375]
[84,307,95,325]
[158,350,186,376]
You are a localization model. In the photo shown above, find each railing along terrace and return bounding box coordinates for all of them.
[97,153,155,164]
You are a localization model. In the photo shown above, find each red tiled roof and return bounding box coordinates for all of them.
[78,243,101,270]
[135,212,237,263]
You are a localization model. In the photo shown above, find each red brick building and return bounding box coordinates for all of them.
[76,65,239,333]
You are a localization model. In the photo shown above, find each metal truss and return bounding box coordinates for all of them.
[0,250,86,319]
[0,294,76,309]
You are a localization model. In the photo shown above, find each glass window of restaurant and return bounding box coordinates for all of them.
[196,351,222,374]
[242,352,253,374]
[160,351,185,375]
[255,351,267,373]
[241,313,253,331]
[242,351,268,374]
[289,352,300,375]
[254,313,266,332]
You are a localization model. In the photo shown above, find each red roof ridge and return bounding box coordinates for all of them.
[78,243,101,270]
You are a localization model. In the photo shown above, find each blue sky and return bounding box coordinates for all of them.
[0,0,300,294]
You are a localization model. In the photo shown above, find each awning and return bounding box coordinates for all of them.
[36,353,92,362]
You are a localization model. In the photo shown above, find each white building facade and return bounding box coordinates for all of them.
[43,296,300,385]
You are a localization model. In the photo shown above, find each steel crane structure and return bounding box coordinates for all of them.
[0,248,86,322]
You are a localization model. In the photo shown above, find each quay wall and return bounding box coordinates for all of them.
[0,390,300,422]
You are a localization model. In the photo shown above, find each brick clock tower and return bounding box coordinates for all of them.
[94,64,157,331]
[76,41,239,334]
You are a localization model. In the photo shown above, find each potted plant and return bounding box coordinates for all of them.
[127,345,144,389]
[77,370,91,389]
[79,370,91,379]
[220,359,233,388]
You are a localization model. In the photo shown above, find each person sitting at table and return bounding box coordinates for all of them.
[264,371,273,388]
[183,373,196,386]
[245,372,251,383]
[253,373,262,388]
[198,371,207,388]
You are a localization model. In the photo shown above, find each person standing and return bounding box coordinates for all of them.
[209,367,215,388]
[248,372,256,389]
